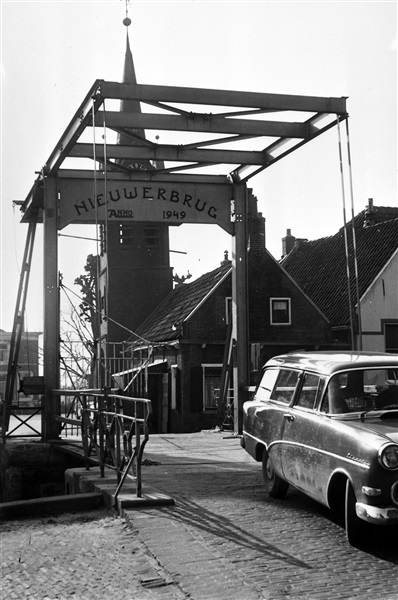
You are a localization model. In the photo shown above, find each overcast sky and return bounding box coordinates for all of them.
[1,0,396,333]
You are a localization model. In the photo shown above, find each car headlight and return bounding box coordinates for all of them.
[378,443,398,470]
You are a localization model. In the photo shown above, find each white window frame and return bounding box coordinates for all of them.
[270,297,291,326]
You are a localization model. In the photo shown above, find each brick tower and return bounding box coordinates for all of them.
[98,31,173,370]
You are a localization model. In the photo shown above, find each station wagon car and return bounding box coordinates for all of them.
[241,352,398,546]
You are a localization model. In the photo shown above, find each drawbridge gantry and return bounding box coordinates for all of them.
[6,80,347,439]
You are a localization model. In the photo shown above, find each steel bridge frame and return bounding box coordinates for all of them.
[10,80,347,440]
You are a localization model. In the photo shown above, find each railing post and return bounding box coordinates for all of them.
[99,388,107,478]
[115,395,121,485]
[80,394,90,471]
[135,400,142,498]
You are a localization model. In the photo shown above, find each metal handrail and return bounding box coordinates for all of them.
[53,388,151,502]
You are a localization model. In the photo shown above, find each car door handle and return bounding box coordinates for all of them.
[283,413,294,422]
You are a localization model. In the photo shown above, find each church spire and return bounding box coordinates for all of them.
[120,30,141,117]
[117,20,151,170]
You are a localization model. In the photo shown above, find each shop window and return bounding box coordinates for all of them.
[270,298,291,325]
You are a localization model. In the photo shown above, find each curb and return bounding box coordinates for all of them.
[65,467,175,513]
[0,492,103,520]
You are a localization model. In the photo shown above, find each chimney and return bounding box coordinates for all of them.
[247,191,266,251]
[221,250,232,266]
[282,229,296,257]
[363,198,375,228]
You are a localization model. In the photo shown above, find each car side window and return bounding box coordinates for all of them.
[321,374,350,414]
[295,373,322,410]
[270,369,300,404]
[256,368,279,402]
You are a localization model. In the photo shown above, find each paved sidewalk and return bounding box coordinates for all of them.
[2,431,398,600]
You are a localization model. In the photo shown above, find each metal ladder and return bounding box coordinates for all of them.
[3,222,37,435]
[217,318,234,430]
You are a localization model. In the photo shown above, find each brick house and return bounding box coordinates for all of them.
[281,201,398,352]
[120,206,334,433]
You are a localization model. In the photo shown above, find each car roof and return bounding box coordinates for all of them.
[264,351,398,376]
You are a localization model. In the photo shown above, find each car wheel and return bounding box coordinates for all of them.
[262,450,289,498]
[345,480,365,547]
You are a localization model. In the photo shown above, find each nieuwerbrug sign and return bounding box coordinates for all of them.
[57,176,234,234]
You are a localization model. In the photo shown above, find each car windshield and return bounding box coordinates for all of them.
[320,368,398,415]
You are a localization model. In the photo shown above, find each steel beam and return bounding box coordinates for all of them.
[56,169,230,184]
[70,143,266,166]
[43,177,61,441]
[44,80,104,176]
[93,111,308,138]
[231,184,249,434]
[232,113,349,182]
[98,81,347,115]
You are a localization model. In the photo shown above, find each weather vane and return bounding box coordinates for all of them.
[123,0,131,27]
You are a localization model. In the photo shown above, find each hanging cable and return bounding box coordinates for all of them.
[337,116,355,350]
[61,282,149,390]
[92,96,102,387]
[102,99,111,385]
[60,281,152,345]
[345,118,362,350]
[122,346,153,393]
[12,203,21,274]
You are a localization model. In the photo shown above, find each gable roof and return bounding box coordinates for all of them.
[281,207,398,327]
[129,262,232,346]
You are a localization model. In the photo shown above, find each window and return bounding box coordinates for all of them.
[250,343,261,373]
[119,224,135,246]
[100,288,107,323]
[256,368,279,402]
[385,323,398,353]
[202,365,223,411]
[270,298,291,325]
[144,227,160,248]
[99,225,106,254]
[320,368,398,414]
[270,369,300,404]
[0,343,9,363]
[225,297,232,324]
[296,373,324,410]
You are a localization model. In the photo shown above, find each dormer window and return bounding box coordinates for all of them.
[270,298,291,325]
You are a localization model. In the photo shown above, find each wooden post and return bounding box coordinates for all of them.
[232,184,249,433]
[42,176,61,441]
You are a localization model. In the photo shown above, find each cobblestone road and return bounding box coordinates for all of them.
[1,510,186,600]
[1,432,398,600]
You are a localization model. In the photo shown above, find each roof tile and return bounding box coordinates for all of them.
[282,210,398,327]
[130,263,232,344]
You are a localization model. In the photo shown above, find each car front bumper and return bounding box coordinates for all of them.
[356,502,398,525]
